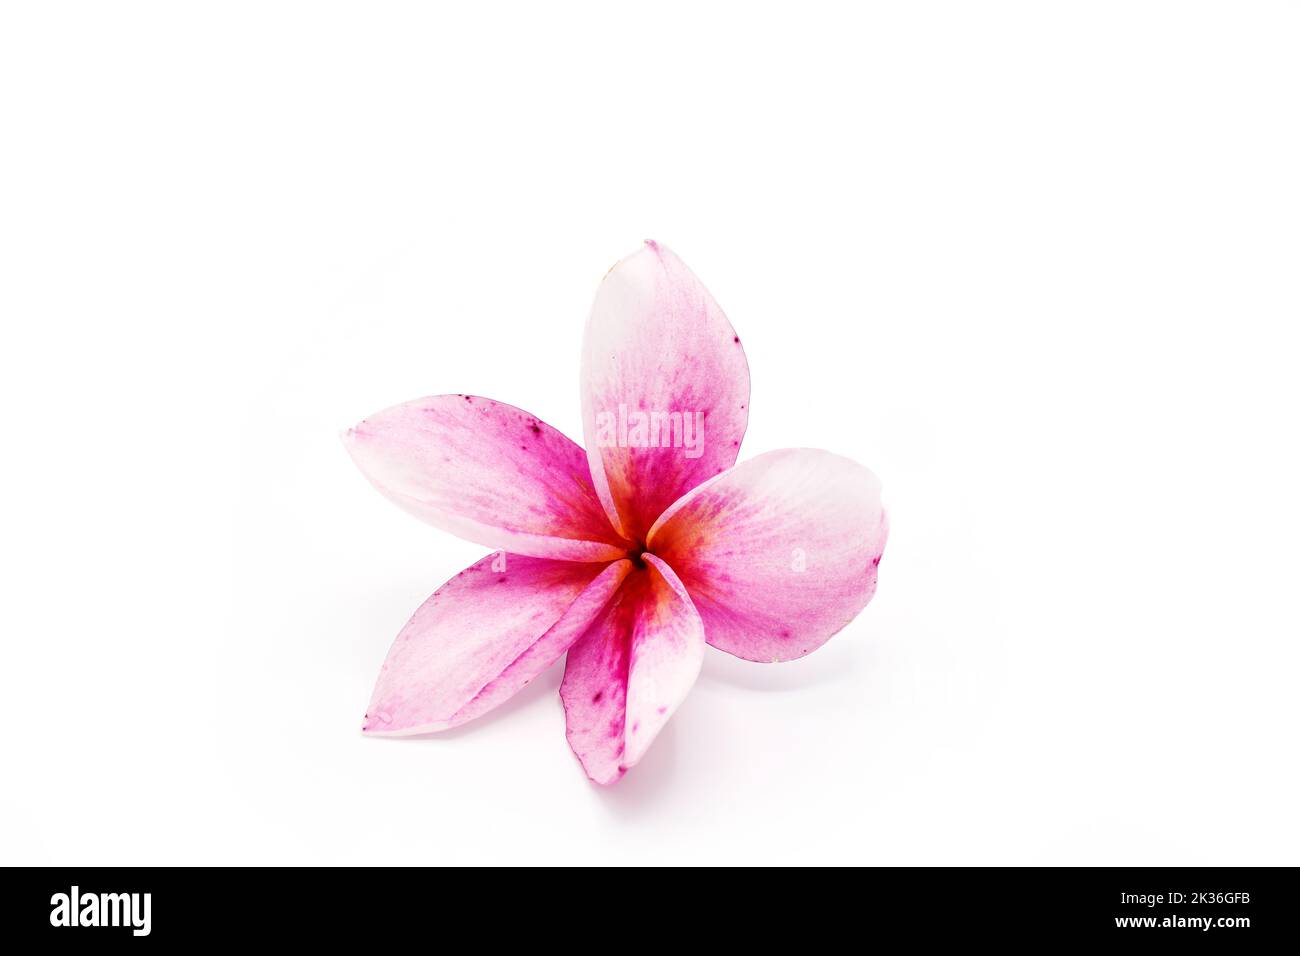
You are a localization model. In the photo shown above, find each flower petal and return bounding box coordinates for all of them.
[647,449,888,662]
[344,395,627,561]
[559,554,704,784]
[580,241,750,542]
[363,554,632,736]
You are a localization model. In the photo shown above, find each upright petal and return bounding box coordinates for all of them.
[363,554,632,736]
[580,241,750,542]
[344,395,626,561]
[560,555,704,784]
[648,449,888,662]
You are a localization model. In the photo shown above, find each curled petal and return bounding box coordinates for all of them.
[648,449,888,662]
[580,241,750,542]
[560,555,704,784]
[344,395,627,562]
[363,555,632,736]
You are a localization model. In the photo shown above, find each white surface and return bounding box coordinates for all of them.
[3,2,1298,866]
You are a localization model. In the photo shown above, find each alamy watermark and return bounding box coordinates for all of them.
[50,885,151,936]
[594,404,705,459]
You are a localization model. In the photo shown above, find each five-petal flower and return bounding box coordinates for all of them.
[343,241,888,784]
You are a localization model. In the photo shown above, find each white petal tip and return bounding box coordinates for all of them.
[361,715,454,737]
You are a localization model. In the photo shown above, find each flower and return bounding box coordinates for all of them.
[343,241,888,784]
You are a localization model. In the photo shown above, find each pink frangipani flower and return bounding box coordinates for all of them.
[343,241,888,784]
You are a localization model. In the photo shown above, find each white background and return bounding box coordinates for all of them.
[3,2,1297,865]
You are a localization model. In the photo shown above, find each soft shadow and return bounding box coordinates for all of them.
[698,643,857,692]
[594,720,680,819]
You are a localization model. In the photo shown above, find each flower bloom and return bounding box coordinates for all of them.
[343,241,888,784]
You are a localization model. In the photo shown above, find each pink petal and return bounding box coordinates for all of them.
[647,449,888,662]
[580,241,750,543]
[559,554,704,784]
[363,554,632,736]
[344,395,627,561]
